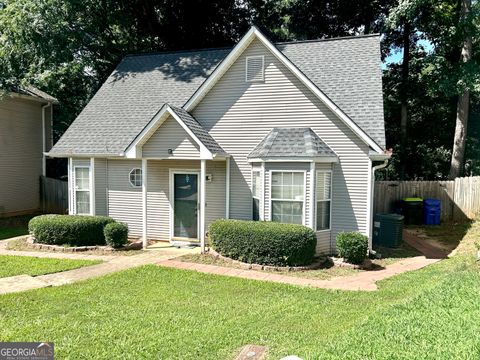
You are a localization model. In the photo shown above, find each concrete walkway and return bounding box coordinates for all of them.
[157,255,440,291]
[0,230,448,294]
[0,240,198,295]
[156,230,447,291]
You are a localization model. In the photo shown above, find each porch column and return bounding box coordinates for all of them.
[200,159,206,252]
[142,158,148,249]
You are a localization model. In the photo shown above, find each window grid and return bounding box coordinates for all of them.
[74,166,90,215]
[129,168,142,187]
[270,171,305,225]
[316,171,332,231]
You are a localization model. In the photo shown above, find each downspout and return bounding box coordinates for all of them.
[369,159,389,252]
[41,103,51,177]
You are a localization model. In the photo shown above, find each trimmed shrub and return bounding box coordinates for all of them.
[209,219,317,266]
[104,222,129,248]
[336,231,368,264]
[28,215,115,246]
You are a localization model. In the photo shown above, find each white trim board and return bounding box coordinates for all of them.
[125,105,213,159]
[183,26,384,154]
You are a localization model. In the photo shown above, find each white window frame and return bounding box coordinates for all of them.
[315,170,332,232]
[269,170,306,225]
[245,55,265,82]
[251,169,262,221]
[73,165,92,215]
[129,168,143,188]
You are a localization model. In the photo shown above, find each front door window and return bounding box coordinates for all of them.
[173,173,198,239]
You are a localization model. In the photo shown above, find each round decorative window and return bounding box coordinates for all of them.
[129,168,142,187]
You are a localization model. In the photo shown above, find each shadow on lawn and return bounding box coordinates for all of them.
[404,220,473,259]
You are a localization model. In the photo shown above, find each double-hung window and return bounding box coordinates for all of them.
[316,171,332,231]
[271,171,305,225]
[252,171,261,221]
[74,167,91,215]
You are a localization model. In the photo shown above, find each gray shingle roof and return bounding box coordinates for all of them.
[248,127,336,159]
[11,86,58,103]
[50,34,384,156]
[168,105,226,155]
[277,35,385,149]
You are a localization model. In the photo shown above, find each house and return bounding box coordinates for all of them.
[47,26,389,254]
[0,87,57,216]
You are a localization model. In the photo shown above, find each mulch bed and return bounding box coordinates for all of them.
[207,249,373,271]
[21,236,142,253]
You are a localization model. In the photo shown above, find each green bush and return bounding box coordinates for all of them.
[336,231,368,264]
[104,222,129,248]
[28,215,115,246]
[209,219,317,266]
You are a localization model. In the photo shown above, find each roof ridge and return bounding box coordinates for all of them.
[122,33,380,59]
[275,33,380,45]
[124,46,232,58]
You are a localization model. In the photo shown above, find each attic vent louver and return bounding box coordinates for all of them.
[245,56,264,82]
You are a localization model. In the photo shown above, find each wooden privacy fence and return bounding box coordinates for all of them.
[374,176,480,222]
[40,176,68,214]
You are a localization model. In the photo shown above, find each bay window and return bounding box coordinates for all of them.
[271,171,305,225]
[316,171,332,231]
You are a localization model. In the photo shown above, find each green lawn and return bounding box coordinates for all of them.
[0,221,479,359]
[0,255,102,278]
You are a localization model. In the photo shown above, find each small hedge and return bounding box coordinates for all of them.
[28,215,115,246]
[104,222,129,248]
[336,231,368,264]
[209,219,317,266]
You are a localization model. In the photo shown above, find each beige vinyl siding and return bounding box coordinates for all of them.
[146,160,226,240]
[94,158,108,216]
[192,38,371,253]
[44,105,53,151]
[0,97,44,214]
[142,115,200,158]
[107,159,142,236]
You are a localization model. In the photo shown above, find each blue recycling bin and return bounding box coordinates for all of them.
[423,199,441,225]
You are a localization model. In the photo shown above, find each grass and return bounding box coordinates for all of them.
[0,214,34,240]
[0,255,102,278]
[0,221,478,359]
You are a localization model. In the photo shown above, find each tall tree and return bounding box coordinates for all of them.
[449,0,473,179]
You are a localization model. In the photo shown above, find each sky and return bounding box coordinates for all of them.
[383,39,434,67]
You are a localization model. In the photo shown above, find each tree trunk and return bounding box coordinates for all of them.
[399,21,411,180]
[448,0,472,179]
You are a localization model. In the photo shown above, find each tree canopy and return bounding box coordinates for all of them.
[0,0,478,179]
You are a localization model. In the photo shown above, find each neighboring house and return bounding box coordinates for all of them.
[48,26,389,254]
[0,87,57,216]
